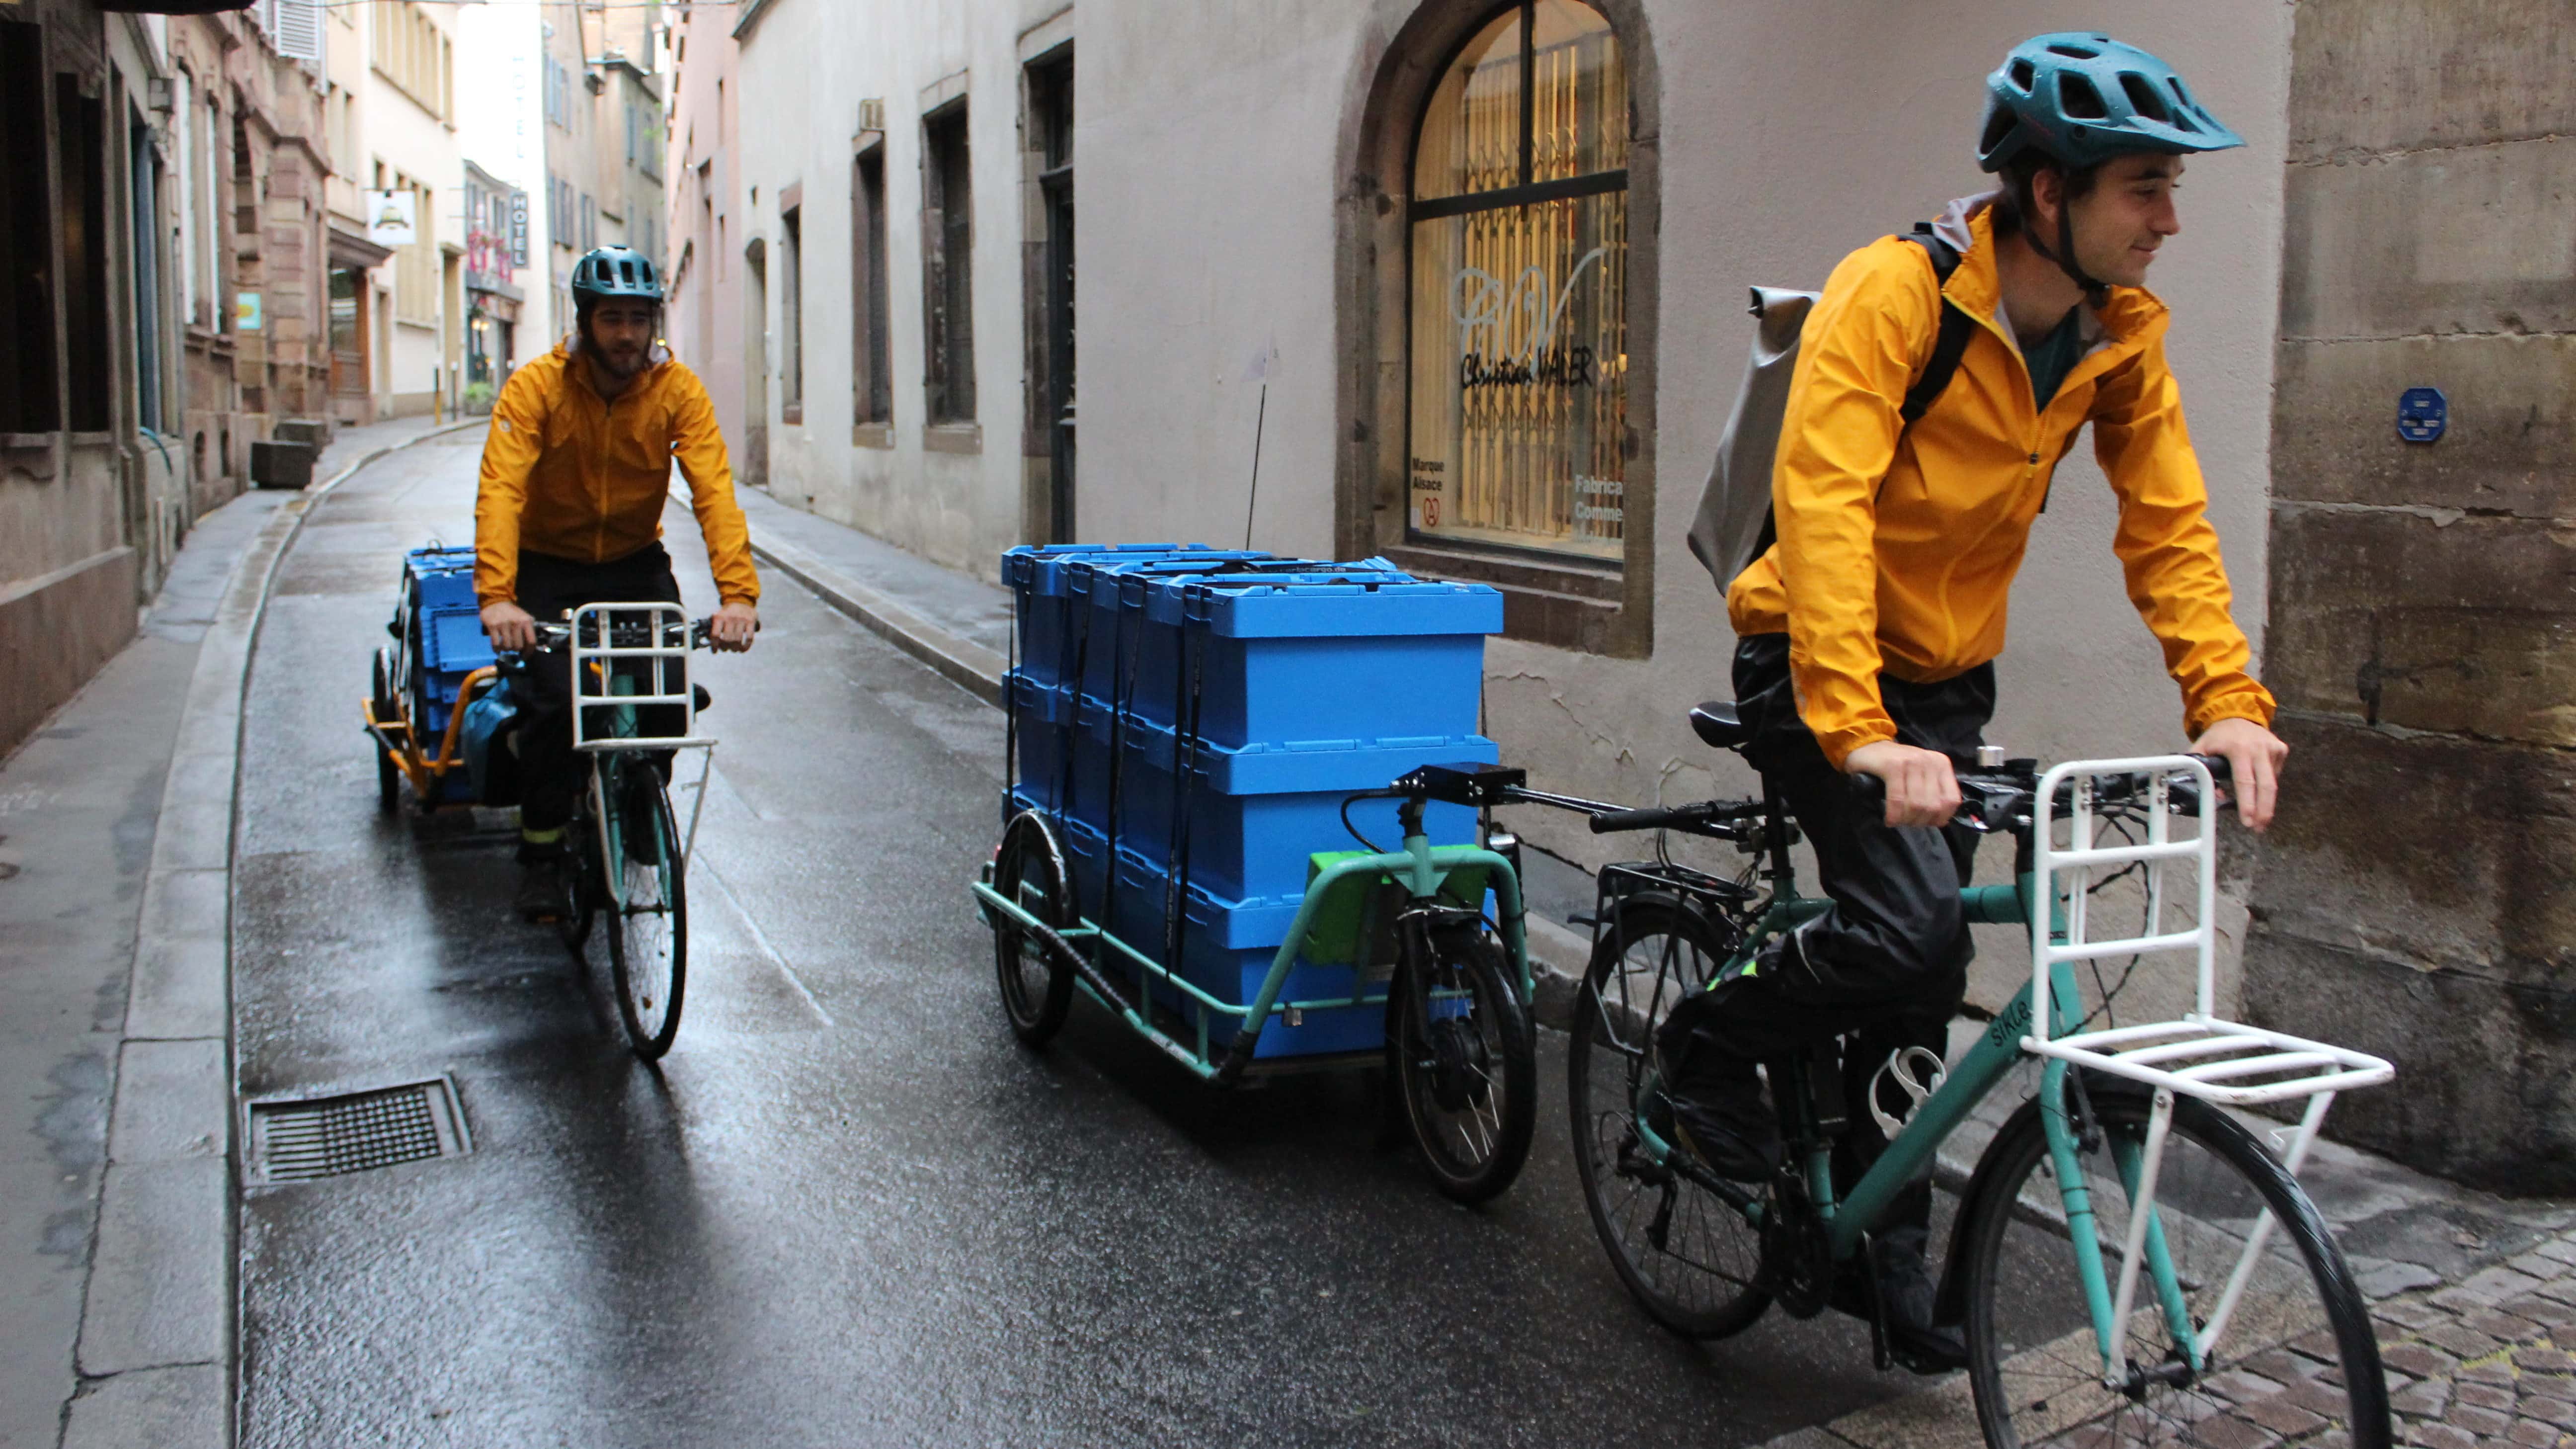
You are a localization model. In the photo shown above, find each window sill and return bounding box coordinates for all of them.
[923,423,980,455]
[1381,541,1643,657]
[852,422,893,449]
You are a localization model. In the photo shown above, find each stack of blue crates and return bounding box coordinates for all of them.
[399,546,496,804]
[1001,542,1504,1059]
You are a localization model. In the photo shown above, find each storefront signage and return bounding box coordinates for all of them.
[364,188,418,248]
[508,191,530,267]
[236,292,263,330]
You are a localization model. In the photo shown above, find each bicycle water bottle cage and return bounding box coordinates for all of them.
[1866,1046,1949,1138]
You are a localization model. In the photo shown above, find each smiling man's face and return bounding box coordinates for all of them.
[2064,153,2185,288]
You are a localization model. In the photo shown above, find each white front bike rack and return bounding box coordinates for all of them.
[567,602,719,870]
[2021,756,2394,1375]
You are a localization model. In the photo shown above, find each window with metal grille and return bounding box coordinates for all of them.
[1407,0,1628,564]
[922,103,974,424]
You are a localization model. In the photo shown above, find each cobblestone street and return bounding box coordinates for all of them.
[2056,1233,2576,1449]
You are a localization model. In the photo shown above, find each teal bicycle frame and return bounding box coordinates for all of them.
[972,813,1529,1087]
[1628,869,2204,1383]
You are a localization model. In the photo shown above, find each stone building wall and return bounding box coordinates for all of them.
[2245,0,2576,1190]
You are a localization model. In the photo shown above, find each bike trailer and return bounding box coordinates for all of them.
[369,545,503,807]
[998,544,1506,1063]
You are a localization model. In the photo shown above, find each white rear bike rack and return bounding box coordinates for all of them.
[567,602,719,870]
[2021,755,2393,1375]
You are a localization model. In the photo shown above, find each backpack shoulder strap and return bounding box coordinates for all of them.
[1898,225,1976,425]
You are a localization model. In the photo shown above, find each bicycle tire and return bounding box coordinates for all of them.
[1958,1083,2389,1449]
[371,646,400,813]
[605,769,687,1060]
[556,778,599,957]
[990,811,1075,1046]
[1567,897,1770,1340]
[1390,927,1535,1204]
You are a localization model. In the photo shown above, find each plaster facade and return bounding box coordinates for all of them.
[663,0,744,461]
[1,1,314,754]
[340,0,464,419]
[715,0,2295,1024]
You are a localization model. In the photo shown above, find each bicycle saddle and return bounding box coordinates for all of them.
[1690,700,1751,751]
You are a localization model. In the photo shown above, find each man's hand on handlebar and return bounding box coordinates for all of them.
[480,599,539,653]
[2190,716,2287,833]
[1844,740,1961,830]
[709,599,758,653]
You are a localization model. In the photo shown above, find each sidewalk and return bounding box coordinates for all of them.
[732,485,1014,704]
[0,413,473,1449]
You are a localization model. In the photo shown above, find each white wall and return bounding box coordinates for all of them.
[1070,0,2292,1008]
[357,4,466,411]
[732,0,1061,577]
[455,3,552,343]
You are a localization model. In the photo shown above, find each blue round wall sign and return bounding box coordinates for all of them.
[2397,386,2447,444]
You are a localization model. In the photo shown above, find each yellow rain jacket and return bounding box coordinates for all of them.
[1727,198,2273,769]
[474,338,761,607]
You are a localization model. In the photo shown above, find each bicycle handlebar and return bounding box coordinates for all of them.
[500,615,715,657]
[1586,799,1763,836]
[1846,753,2236,827]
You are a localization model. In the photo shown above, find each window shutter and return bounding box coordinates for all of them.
[272,0,323,64]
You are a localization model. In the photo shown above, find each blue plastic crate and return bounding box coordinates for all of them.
[1119,573,1500,747]
[1061,549,1291,708]
[1073,700,1494,902]
[1005,671,1080,817]
[1003,544,1266,691]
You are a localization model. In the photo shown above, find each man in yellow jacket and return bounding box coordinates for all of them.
[474,244,759,920]
[1659,35,2289,1371]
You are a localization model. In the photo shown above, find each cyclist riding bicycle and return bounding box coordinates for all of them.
[474,243,759,922]
[1656,34,2290,1370]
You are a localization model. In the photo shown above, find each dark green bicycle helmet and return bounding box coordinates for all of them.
[1978,33,2244,174]
[569,245,664,305]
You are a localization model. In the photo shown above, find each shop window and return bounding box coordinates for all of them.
[1407,0,1628,564]
[0,22,56,432]
[852,146,890,427]
[922,103,974,424]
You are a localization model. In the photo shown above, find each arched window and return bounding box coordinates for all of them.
[1408,1,1628,562]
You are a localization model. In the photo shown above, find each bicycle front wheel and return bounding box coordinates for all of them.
[604,768,688,1060]
[1390,926,1535,1204]
[1567,897,1769,1340]
[1960,1082,2388,1449]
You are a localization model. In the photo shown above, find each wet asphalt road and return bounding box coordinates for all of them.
[232,432,1922,1447]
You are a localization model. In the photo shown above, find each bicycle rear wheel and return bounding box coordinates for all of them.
[990,811,1075,1046]
[604,766,688,1060]
[1567,897,1770,1340]
[1959,1083,2388,1449]
[1390,926,1535,1205]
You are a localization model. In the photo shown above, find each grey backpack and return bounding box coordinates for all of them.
[1686,228,1976,588]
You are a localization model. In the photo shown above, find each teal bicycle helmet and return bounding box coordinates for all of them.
[1979,34,2243,173]
[569,245,664,305]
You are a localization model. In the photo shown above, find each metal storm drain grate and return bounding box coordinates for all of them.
[245,1076,472,1183]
